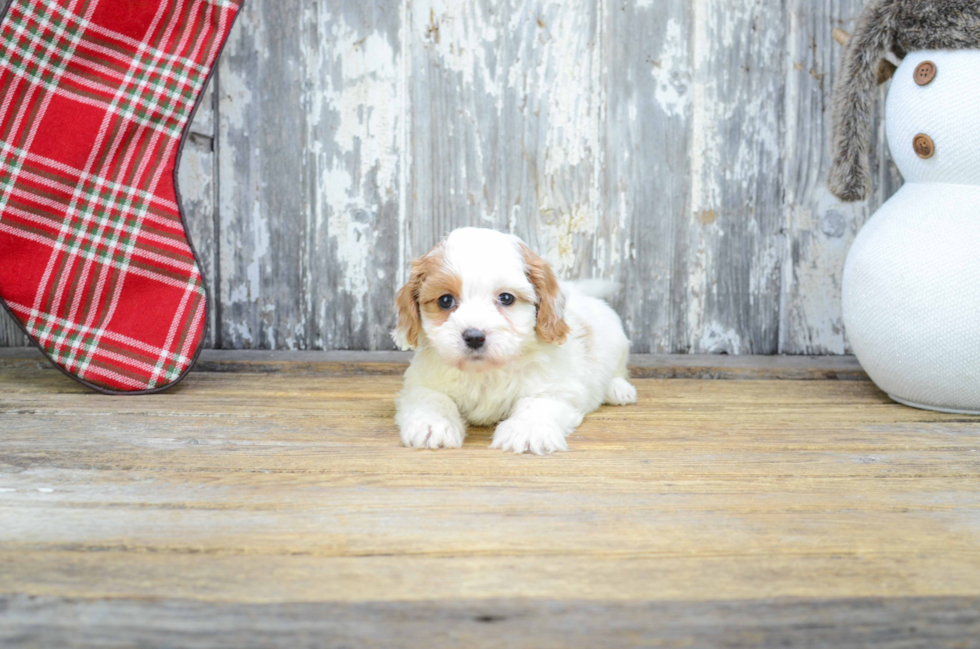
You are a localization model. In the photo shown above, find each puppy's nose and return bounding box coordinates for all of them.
[462,329,486,350]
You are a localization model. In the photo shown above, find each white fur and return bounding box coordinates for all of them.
[394,228,636,455]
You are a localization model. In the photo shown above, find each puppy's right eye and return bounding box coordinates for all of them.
[437,295,456,310]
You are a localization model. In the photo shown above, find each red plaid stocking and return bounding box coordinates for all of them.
[0,0,242,393]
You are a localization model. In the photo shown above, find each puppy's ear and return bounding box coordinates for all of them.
[393,243,446,350]
[521,244,570,345]
[393,259,425,350]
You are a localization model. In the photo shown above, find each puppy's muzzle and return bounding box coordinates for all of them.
[462,329,486,350]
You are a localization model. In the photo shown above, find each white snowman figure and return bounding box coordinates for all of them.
[828,0,980,414]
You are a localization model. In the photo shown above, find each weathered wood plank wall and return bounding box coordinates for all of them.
[0,0,899,353]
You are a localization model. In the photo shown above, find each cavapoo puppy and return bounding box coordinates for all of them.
[393,227,636,454]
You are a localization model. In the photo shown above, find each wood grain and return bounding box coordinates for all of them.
[674,0,786,355]
[405,0,604,280]
[216,0,403,351]
[0,307,28,347]
[0,0,903,355]
[599,0,689,352]
[2,595,979,649]
[1,356,979,645]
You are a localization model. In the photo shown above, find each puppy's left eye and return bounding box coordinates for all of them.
[498,293,515,306]
[437,295,456,310]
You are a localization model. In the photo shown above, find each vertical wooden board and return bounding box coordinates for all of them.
[218,0,403,350]
[599,0,691,353]
[405,0,503,254]
[405,0,601,280]
[502,0,601,279]
[217,0,309,349]
[0,311,28,347]
[178,80,218,348]
[303,1,404,350]
[672,0,787,354]
[779,1,902,354]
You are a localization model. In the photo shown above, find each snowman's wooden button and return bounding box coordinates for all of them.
[913,133,935,159]
[914,61,936,85]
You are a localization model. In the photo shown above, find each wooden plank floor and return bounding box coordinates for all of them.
[1,350,979,648]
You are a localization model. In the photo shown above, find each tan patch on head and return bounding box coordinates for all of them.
[418,262,462,327]
[520,243,569,345]
[418,265,462,306]
[395,243,463,346]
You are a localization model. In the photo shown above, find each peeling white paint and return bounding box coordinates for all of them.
[536,3,596,177]
[750,241,780,297]
[536,201,594,273]
[684,0,786,352]
[309,11,402,333]
[229,284,248,305]
[524,0,602,274]
[219,6,259,133]
[144,0,884,357]
[176,144,212,205]
[217,4,263,328]
[685,0,717,343]
[246,193,269,303]
[397,0,410,285]
[699,322,742,355]
[776,0,895,355]
[781,186,865,354]
[329,28,399,193]
[229,322,252,344]
[653,19,690,119]
[415,0,500,94]
[405,0,601,277]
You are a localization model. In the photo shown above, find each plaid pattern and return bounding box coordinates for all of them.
[0,0,241,392]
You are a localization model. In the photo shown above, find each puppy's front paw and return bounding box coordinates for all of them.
[400,415,466,450]
[605,377,637,405]
[491,419,568,455]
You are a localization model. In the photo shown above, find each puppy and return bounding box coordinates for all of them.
[393,227,637,454]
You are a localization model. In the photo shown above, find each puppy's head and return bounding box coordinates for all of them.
[393,228,568,370]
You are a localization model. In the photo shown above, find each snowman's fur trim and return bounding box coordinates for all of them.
[829,0,980,202]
